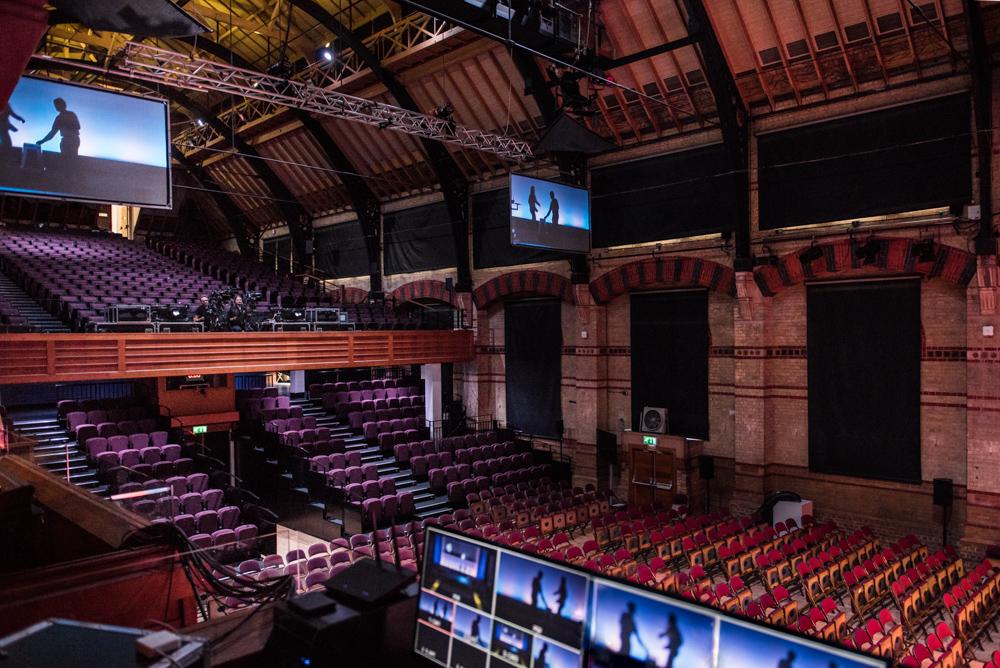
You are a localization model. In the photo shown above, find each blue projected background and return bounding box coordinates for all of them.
[7,77,168,167]
[510,174,589,230]
[590,582,716,668]
[509,173,591,253]
[496,552,588,622]
[717,621,881,668]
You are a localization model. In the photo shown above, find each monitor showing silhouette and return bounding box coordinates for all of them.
[416,526,586,668]
[510,173,590,253]
[588,580,717,668]
[0,75,170,208]
[494,551,590,648]
[716,619,886,668]
[416,526,885,668]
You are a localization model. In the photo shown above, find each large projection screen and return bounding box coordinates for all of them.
[1,76,171,208]
[509,173,591,254]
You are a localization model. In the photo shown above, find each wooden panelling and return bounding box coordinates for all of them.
[0,330,474,384]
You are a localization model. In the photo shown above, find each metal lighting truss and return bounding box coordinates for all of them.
[173,12,462,151]
[117,41,533,162]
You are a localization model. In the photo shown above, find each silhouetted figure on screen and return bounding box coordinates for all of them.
[777,650,797,668]
[528,185,540,221]
[553,576,568,616]
[536,641,550,668]
[1,104,25,150]
[432,598,440,617]
[659,613,683,668]
[619,601,647,658]
[470,614,481,642]
[541,191,560,225]
[36,97,81,159]
[530,570,549,610]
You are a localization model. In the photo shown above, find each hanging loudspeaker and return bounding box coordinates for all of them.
[698,455,715,480]
[933,478,953,507]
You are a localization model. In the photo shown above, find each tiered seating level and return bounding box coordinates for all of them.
[0,228,229,331]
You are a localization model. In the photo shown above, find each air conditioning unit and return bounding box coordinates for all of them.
[641,406,668,434]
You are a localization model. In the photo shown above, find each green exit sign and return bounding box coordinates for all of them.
[643,435,658,446]
[192,425,208,434]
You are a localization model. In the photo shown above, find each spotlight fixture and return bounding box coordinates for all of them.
[315,44,334,63]
[914,238,937,263]
[195,118,205,127]
[854,236,881,265]
[798,242,824,264]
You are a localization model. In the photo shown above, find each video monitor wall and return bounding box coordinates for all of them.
[509,173,590,254]
[416,527,887,668]
[1,76,171,208]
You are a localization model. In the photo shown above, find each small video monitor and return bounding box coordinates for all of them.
[491,621,533,667]
[716,619,888,668]
[422,530,498,610]
[588,580,717,668]
[493,551,589,649]
[450,604,493,668]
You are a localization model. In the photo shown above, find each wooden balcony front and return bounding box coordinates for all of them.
[0,329,474,384]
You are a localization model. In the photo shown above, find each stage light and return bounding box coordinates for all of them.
[315,45,334,63]
[915,238,936,263]
[798,243,824,264]
[196,118,205,127]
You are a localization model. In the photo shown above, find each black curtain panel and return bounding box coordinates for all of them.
[630,291,709,439]
[505,299,562,437]
[807,280,922,483]
[384,202,457,275]
[472,188,568,269]
[591,143,738,248]
[759,94,971,230]
[314,220,369,278]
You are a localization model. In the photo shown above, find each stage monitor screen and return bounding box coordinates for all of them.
[1,75,171,208]
[416,527,588,668]
[417,527,887,668]
[509,173,590,254]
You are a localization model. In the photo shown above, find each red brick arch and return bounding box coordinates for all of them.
[753,237,978,296]
[472,270,574,309]
[389,279,458,306]
[589,257,736,304]
[335,286,369,304]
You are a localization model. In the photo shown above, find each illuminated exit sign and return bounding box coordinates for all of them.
[192,425,208,434]
[643,435,657,446]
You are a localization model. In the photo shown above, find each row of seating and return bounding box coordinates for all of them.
[68,414,161,438]
[58,400,152,421]
[84,432,170,458]
[166,506,243,536]
[392,435,507,466]
[122,488,226,518]
[323,388,423,418]
[361,417,426,442]
[308,378,408,396]
[123,473,211,496]
[95,445,194,481]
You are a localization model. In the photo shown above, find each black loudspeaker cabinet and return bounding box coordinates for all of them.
[698,454,715,480]
[555,419,565,437]
[933,478,954,507]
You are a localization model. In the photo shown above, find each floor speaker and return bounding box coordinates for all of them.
[698,455,715,480]
[933,478,953,507]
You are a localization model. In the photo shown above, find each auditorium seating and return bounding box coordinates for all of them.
[0,227,230,330]
[151,239,443,329]
[150,238,326,307]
